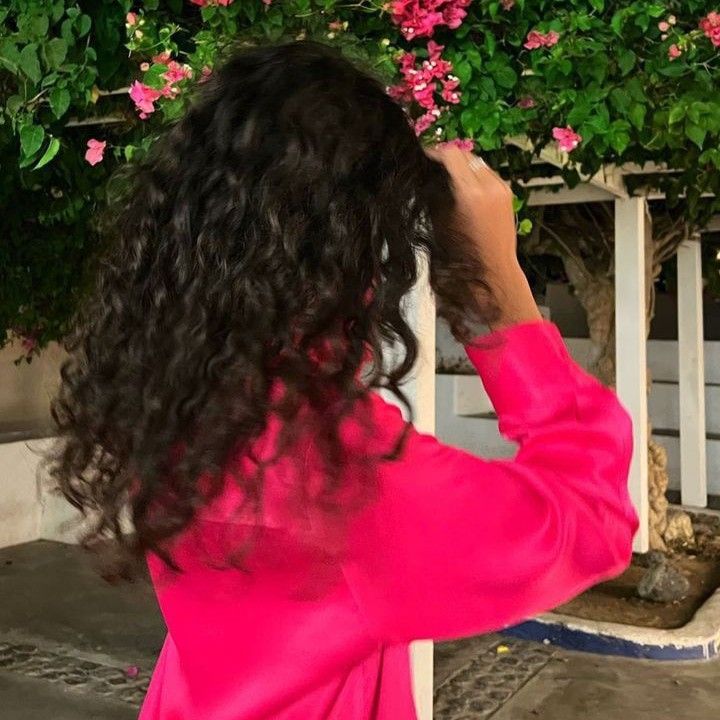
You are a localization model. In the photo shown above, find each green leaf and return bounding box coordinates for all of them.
[20,124,45,157]
[618,50,636,76]
[668,105,685,124]
[0,39,21,70]
[6,95,23,115]
[586,113,610,134]
[34,137,60,169]
[466,46,483,71]
[19,44,42,83]
[454,60,472,86]
[518,218,533,235]
[658,63,687,78]
[77,14,92,38]
[646,4,666,18]
[567,99,592,127]
[629,103,646,130]
[635,13,650,31]
[45,38,67,69]
[610,88,631,113]
[61,19,74,43]
[626,78,646,103]
[52,1,65,22]
[589,0,605,11]
[31,15,50,37]
[610,11,625,35]
[686,123,706,149]
[49,87,71,119]
[143,63,169,90]
[609,130,630,154]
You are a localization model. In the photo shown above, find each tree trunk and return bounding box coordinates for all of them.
[560,238,671,551]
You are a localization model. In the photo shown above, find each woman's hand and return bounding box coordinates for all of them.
[427,146,542,330]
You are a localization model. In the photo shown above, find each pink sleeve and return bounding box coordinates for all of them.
[342,321,638,643]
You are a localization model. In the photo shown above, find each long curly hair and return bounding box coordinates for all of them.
[48,41,493,571]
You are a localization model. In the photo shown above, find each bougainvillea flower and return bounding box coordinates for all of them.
[129,81,162,116]
[517,96,536,109]
[552,126,582,152]
[438,138,475,151]
[85,139,106,166]
[163,61,193,84]
[700,12,720,47]
[524,29,560,50]
[152,51,172,65]
[390,0,471,39]
[668,43,682,59]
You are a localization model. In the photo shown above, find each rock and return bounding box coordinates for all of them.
[664,509,695,546]
[637,562,690,603]
[635,550,667,569]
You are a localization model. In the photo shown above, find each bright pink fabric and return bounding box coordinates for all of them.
[140,321,637,719]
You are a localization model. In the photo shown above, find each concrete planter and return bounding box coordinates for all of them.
[505,588,720,660]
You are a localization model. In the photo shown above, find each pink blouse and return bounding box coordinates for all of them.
[140,321,637,719]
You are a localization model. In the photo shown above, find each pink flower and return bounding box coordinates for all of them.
[552,126,582,152]
[126,12,138,26]
[441,76,460,103]
[390,0,471,39]
[700,12,720,47]
[263,0,272,4]
[668,43,682,59]
[544,30,560,47]
[389,40,459,137]
[658,21,670,32]
[524,29,560,50]
[501,0,515,9]
[84,139,106,166]
[140,62,150,71]
[152,50,170,65]
[328,20,344,31]
[20,335,38,354]
[125,666,140,679]
[427,40,444,61]
[414,111,438,136]
[199,65,213,83]
[191,0,234,6]
[438,138,475,151]
[163,61,192,84]
[152,51,171,65]
[129,81,162,116]
[517,96,536,109]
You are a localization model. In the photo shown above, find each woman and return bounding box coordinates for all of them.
[50,42,637,720]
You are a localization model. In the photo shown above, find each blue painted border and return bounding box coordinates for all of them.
[504,620,718,661]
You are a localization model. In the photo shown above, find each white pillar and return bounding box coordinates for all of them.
[677,234,707,507]
[380,254,435,720]
[615,197,649,553]
[406,256,435,720]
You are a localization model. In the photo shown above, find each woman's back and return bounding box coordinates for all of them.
[141,324,636,719]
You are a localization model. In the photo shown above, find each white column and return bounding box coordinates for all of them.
[406,256,435,720]
[615,197,649,553]
[677,234,707,507]
[379,254,435,720]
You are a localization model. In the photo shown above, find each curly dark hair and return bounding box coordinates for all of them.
[48,41,493,571]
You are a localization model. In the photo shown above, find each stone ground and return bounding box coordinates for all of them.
[2,541,720,719]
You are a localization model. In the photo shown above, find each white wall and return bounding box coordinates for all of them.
[435,325,720,496]
[0,441,42,548]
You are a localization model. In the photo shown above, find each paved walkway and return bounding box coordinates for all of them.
[1,541,719,719]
